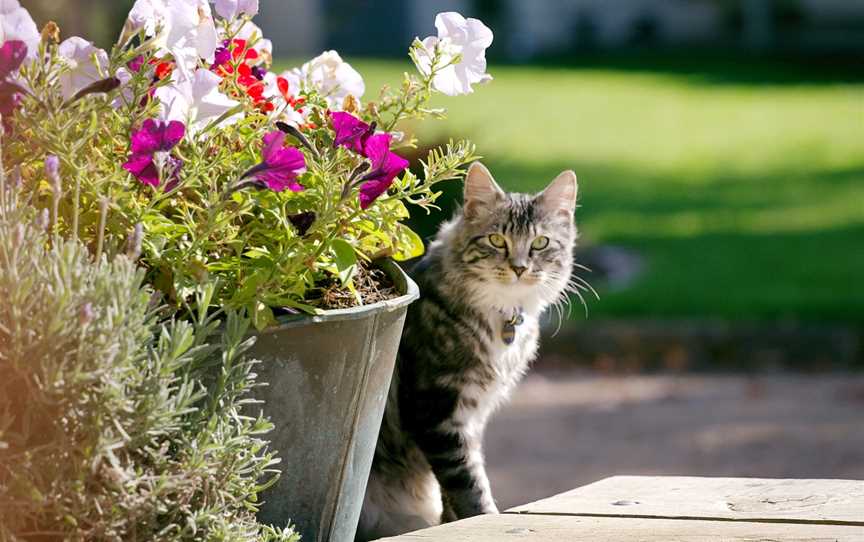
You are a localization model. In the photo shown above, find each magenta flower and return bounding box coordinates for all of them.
[0,41,27,124]
[0,84,22,118]
[242,131,307,192]
[122,119,185,188]
[357,134,409,209]
[330,111,374,154]
[0,41,27,80]
[127,55,145,73]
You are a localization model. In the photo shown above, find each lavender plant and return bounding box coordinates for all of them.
[0,177,298,541]
[0,2,493,328]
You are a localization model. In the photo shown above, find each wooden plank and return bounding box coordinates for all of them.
[508,476,864,525]
[375,513,864,541]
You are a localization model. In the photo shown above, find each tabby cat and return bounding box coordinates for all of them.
[356,163,579,541]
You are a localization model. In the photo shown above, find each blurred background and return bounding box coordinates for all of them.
[24,0,864,507]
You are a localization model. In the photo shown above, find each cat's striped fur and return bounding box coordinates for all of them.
[356,163,579,541]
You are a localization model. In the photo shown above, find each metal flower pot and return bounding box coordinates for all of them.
[248,260,419,542]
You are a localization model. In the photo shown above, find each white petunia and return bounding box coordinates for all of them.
[214,0,258,20]
[127,0,166,37]
[415,11,493,96]
[154,68,240,135]
[288,50,364,110]
[0,0,40,60]
[111,67,134,109]
[57,37,109,100]
[126,0,219,66]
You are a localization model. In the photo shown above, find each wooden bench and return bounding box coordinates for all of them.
[377,476,864,541]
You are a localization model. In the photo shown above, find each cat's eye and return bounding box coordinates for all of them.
[488,233,507,248]
[531,236,550,250]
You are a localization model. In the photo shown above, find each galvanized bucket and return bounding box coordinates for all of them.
[248,261,419,542]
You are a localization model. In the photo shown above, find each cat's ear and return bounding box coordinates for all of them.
[538,170,578,218]
[464,162,504,219]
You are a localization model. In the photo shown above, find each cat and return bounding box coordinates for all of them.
[356,162,579,541]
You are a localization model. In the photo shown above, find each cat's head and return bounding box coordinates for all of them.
[441,162,578,312]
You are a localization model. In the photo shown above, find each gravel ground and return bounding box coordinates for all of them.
[484,373,864,510]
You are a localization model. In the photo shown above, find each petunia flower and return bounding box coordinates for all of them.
[111,66,134,108]
[214,0,259,20]
[0,84,22,120]
[285,50,364,110]
[0,40,27,123]
[242,131,306,192]
[122,119,186,188]
[357,133,408,209]
[128,55,146,73]
[0,0,39,61]
[154,68,240,135]
[329,111,374,154]
[415,12,493,96]
[126,0,219,68]
[57,36,109,100]
[0,40,26,80]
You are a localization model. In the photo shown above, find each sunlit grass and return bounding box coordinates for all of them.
[279,57,864,321]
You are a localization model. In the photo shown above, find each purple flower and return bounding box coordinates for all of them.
[122,119,186,188]
[330,111,374,154]
[212,44,231,69]
[0,85,22,118]
[44,155,60,183]
[0,41,27,127]
[358,134,408,209]
[251,65,266,81]
[243,131,306,192]
[128,55,145,73]
[0,41,27,80]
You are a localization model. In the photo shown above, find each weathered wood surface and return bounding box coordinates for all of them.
[376,513,864,541]
[508,476,864,525]
[376,476,864,541]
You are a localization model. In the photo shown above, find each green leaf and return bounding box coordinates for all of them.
[331,239,357,285]
[252,301,276,331]
[393,225,425,261]
[380,199,410,219]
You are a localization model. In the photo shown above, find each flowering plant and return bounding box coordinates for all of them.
[1,2,493,327]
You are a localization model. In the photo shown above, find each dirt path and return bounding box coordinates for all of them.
[484,373,864,510]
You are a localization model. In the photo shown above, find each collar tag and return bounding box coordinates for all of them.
[500,308,525,345]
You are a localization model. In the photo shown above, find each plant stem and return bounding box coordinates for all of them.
[72,176,80,242]
[96,197,108,261]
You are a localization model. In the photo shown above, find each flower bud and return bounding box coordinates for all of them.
[13,224,25,246]
[45,155,60,187]
[148,291,163,309]
[10,166,22,190]
[342,94,359,114]
[79,302,95,326]
[69,77,121,103]
[41,21,60,44]
[126,223,143,260]
[37,208,50,231]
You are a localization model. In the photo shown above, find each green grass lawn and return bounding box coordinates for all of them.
[282,56,864,322]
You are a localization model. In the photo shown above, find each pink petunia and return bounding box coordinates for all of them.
[357,134,408,209]
[243,131,307,192]
[329,111,374,154]
[122,119,185,188]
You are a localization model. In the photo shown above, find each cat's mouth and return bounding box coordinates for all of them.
[494,270,540,286]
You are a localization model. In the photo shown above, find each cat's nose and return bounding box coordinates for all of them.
[511,265,527,277]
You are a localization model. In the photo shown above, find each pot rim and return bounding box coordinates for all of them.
[258,259,419,333]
